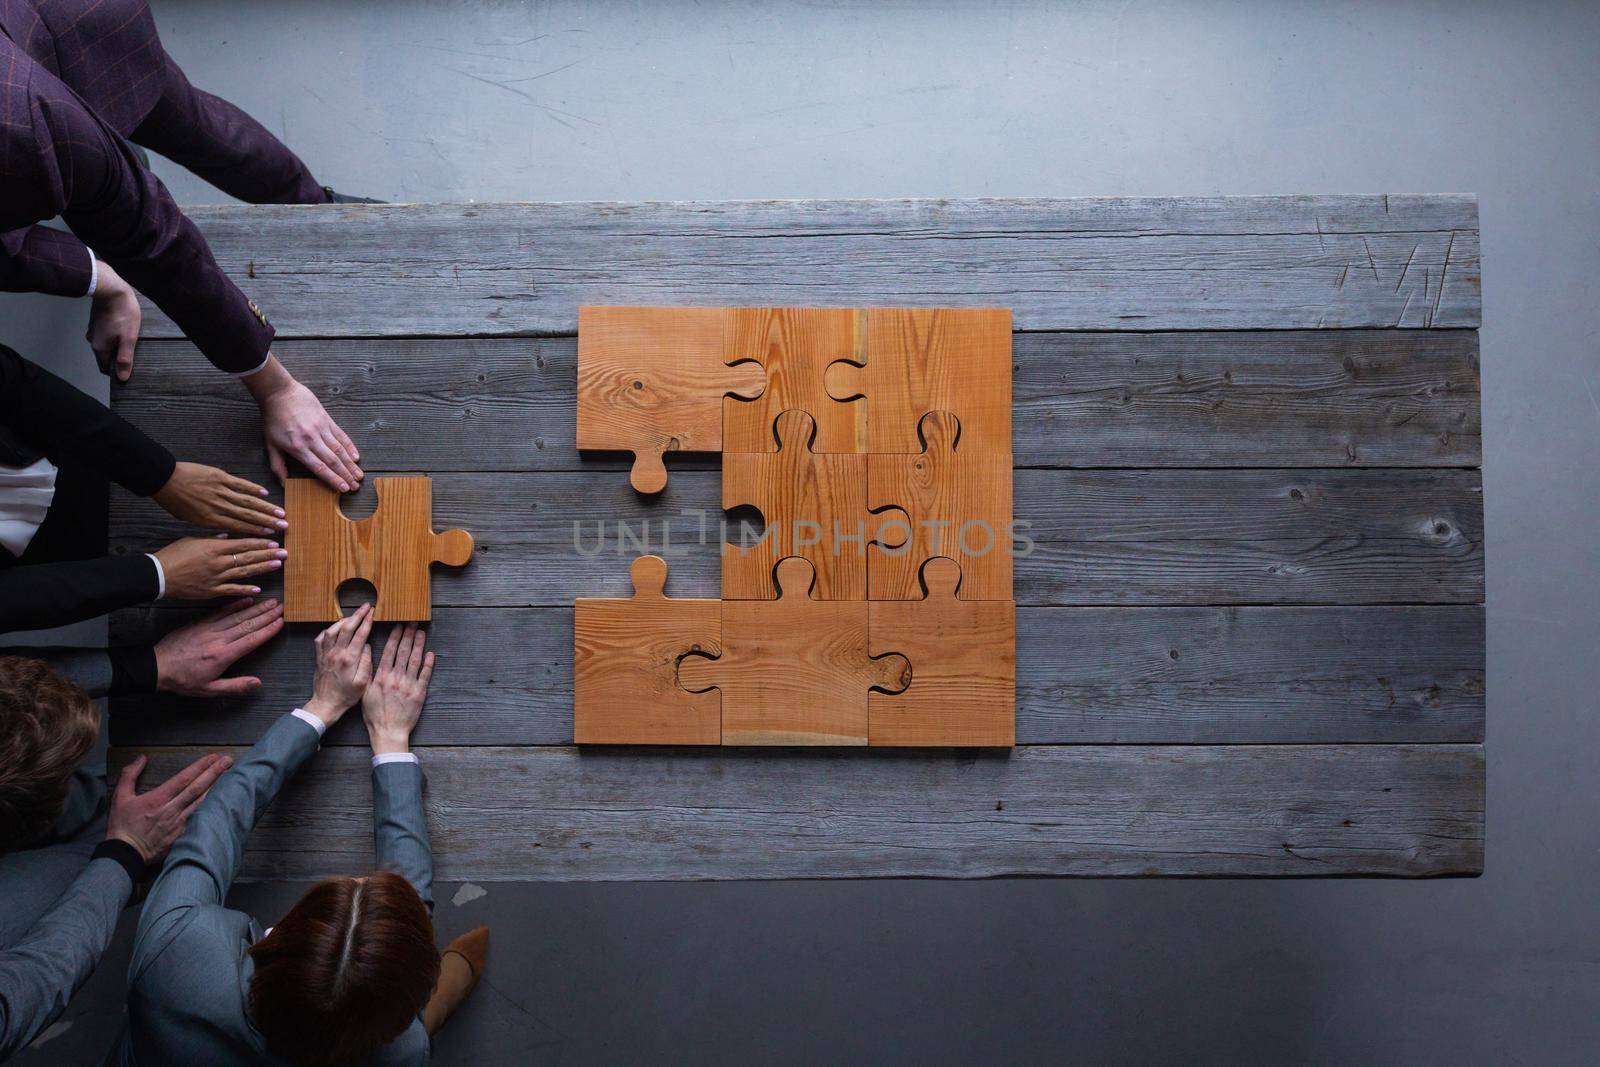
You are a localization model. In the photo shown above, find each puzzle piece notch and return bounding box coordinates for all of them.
[868,556,1016,747]
[284,477,474,622]
[823,306,1012,455]
[722,409,910,601]
[869,410,1013,602]
[574,555,721,745]
[576,306,767,494]
[678,557,910,746]
[722,306,867,454]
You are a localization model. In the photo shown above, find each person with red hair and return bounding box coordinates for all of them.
[112,606,488,1065]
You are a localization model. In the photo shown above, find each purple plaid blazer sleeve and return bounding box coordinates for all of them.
[0,35,273,373]
[0,222,92,294]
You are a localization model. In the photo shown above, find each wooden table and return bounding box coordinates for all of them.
[109,197,1484,880]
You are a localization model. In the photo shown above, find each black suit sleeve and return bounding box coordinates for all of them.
[0,344,175,496]
[0,555,160,634]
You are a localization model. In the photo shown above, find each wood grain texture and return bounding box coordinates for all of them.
[869,558,1016,746]
[722,306,866,453]
[574,556,721,745]
[131,198,1481,336]
[112,330,1482,472]
[721,411,909,601]
[826,307,1013,454]
[109,604,1484,748]
[113,468,1481,607]
[107,743,1485,879]
[869,412,1013,601]
[576,306,765,493]
[678,558,911,745]
[283,477,474,621]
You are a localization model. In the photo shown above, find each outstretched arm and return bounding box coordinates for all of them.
[130,605,375,976]
[363,624,437,910]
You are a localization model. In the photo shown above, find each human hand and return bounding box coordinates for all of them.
[87,261,141,382]
[107,752,233,864]
[153,536,286,600]
[303,603,375,727]
[155,598,284,697]
[153,461,287,536]
[362,624,435,755]
[245,357,363,491]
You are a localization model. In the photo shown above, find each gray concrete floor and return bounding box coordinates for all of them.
[6,1,1599,1063]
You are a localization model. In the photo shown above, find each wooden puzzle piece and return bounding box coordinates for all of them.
[677,557,911,746]
[868,411,1012,601]
[574,556,721,745]
[577,306,767,493]
[722,410,910,601]
[723,306,867,454]
[284,477,473,622]
[868,557,1015,746]
[824,307,1012,455]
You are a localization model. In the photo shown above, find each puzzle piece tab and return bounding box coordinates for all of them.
[574,556,721,745]
[284,477,473,622]
[723,410,910,601]
[824,307,1012,455]
[868,557,1015,746]
[678,558,911,745]
[577,306,766,493]
[869,411,1012,601]
[723,306,866,454]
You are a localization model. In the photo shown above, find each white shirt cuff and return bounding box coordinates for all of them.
[85,251,99,298]
[372,751,419,767]
[289,708,328,737]
[232,353,273,378]
[144,553,165,599]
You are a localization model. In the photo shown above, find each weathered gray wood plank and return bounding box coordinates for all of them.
[108,743,1485,879]
[114,330,1481,470]
[133,198,1480,336]
[109,605,1484,747]
[109,468,1483,606]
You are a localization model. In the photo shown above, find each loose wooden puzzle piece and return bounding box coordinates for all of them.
[723,306,867,454]
[868,411,1013,601]
[867,557,1015,746]
[722,410,910,601]
[678,557,911,745]
[284,477,474,622]
[825,307,1012,455]
[574,556,721,745]
[577,306,767,493]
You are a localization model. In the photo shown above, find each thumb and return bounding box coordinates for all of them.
[115,755,148,800]
[266,441,287,484]
[117,338,136,382]
[203,675,262,696]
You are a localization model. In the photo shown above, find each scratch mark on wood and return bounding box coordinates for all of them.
[1396,242,1418,292]
[1361,237,1380,282]
[1430,232,1455,329]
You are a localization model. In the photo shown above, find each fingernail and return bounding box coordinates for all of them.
[273,507,285,517]
[250,586,261,593]
[261,527,275,535]
[276,519,288,529]
[259,488,270,496]
[269,541,280,548]
[339,482,350,492]
[269,560,282,569]
[274,549,287,558]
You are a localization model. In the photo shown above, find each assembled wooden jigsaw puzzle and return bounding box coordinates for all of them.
[574,305,1016,747]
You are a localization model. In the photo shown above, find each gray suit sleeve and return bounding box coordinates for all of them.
[129,714,321,981]
[0,858,132,1059]
[372,762,434,912]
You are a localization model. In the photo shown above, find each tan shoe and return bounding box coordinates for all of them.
[423,926,489,1034]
